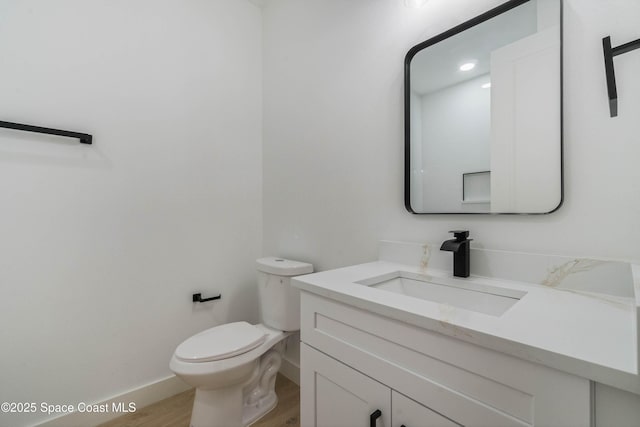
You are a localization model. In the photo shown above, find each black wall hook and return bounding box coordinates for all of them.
[602,35,640,117]
[192,292,221,303]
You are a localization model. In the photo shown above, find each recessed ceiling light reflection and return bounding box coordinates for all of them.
[404,0,429,8]
[459,62,476,72]
[481,82,492,89]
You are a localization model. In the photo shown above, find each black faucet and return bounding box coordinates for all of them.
[440,230,473,278]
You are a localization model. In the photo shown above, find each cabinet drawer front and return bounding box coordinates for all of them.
[301,292,590,427]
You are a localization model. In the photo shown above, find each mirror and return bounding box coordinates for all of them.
[405,0,562,214]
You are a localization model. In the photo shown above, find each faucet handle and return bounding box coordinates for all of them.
[449,230,470,241]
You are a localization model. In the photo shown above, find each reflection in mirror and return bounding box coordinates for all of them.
[405,0,562,214]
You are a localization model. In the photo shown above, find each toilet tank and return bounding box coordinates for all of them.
[256,257,313,331]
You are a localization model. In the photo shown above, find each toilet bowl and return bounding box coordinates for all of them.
[170,257,313,427]
[170,323,288,427]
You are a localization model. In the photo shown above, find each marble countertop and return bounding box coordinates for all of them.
[293,251,640,394]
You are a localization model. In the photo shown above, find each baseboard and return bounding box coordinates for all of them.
[35,375,191,427]
[279,356,300,385]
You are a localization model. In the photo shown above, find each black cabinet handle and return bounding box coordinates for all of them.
[370,409,382,427]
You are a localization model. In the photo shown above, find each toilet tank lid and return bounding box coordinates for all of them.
[256,257,313,276]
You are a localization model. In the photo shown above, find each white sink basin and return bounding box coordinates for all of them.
[356,271,527,317]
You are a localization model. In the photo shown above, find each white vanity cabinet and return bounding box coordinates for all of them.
[301,343,391,427]
[392,390,459,427]
[302,342,459,427]
[299,291,592,427]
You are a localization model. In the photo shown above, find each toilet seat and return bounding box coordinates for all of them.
[175,322,266,363]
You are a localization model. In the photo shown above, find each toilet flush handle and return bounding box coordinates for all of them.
[192,293,222,303]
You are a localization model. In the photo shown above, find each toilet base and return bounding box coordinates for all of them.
[243,392,277,427]
[242,345,283,426]
[190,385,244,427]
[187,341,286,427]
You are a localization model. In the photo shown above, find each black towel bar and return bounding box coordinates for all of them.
[0,120,92,144]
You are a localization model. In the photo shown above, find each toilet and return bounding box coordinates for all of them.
[170,257,313,427]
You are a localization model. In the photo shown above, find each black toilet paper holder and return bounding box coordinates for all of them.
[192,293,222,303]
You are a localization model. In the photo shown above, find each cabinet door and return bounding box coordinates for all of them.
[301,343,391,427]
[392,391,460,427]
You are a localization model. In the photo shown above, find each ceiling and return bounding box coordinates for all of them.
[410,1,538,95]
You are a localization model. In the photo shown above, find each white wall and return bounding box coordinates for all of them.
[420,74,491,211]
[0,1,262,426]
[262,0,640,383]
[262,0,640,270]
[409,91,424,209]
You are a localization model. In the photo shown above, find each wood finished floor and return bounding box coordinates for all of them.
[98,374,300,427]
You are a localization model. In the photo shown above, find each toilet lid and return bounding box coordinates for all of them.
[175,322,266,362]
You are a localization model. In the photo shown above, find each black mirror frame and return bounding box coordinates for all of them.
[404,0,564,215]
